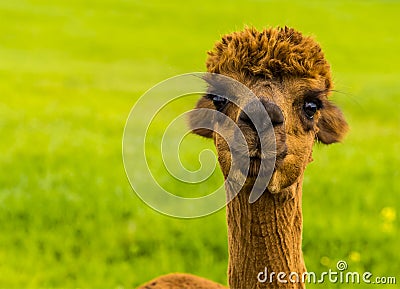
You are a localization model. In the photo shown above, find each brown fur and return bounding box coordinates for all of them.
[206,26,332,88]
[137,273,227,289]
[138,27,348,289]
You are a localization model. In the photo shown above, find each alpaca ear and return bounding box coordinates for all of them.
[317,101,349,144]
[188,96,215,138]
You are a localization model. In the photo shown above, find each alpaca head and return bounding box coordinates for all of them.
[189,27,348,193]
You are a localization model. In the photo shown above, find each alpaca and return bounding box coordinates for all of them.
[138,27,348,289]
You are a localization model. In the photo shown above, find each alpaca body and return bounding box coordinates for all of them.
[138,273,227,289]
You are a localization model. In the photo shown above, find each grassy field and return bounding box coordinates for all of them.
[0,0,399,288]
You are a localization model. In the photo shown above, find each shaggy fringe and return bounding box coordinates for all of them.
[206,26,332,89]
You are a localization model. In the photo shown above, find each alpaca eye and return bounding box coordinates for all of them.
[212,95,228,110]
[303,101,318,119]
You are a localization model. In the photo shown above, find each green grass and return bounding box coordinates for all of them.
[0,0,399,288]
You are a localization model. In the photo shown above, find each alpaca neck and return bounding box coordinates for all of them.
[226,177,306,289]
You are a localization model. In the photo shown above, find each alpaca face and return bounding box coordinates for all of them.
[189,27,348,193]
[190,75,347,192]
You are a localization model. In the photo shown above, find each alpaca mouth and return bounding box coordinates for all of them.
[230,134,287,179]
[238,147,287,179]
[239,156,272,178]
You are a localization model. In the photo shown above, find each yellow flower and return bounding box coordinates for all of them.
[320,256,330,266]
[381,207,396,222]
[349,251,361,263]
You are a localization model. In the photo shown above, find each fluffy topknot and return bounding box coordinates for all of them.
[206,27,332,89]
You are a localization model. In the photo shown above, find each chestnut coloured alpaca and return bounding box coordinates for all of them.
[138,27,348,289]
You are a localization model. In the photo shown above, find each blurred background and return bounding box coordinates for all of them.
[0,0,399,288]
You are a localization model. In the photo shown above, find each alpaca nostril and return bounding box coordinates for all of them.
[261,100,284,126]
[238,111,251,124]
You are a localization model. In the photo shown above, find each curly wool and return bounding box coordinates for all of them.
[206,26,332,89]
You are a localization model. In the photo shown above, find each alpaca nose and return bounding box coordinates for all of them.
[239,100,284,127]
[261,100,284,126]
